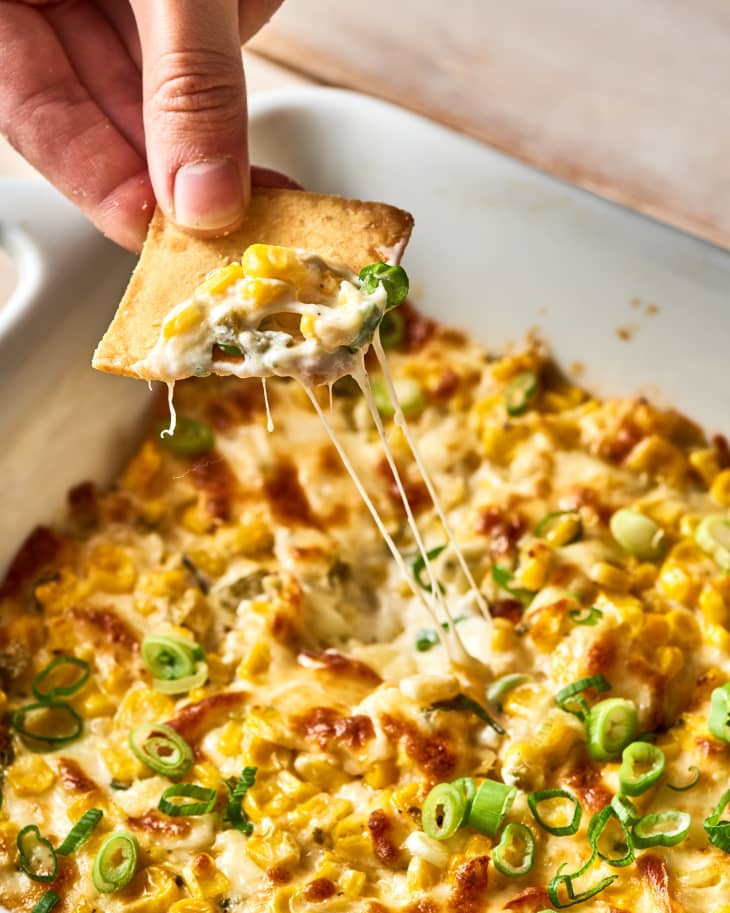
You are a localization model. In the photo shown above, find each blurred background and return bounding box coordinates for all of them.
[3,0,730,307]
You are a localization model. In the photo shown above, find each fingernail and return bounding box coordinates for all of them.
[173,158,244,231]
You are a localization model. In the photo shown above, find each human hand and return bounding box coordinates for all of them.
[0,0,292,251]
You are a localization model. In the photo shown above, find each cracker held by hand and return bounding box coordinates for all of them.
[92,189,414,379]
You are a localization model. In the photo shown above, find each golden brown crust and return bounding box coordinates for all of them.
[92,189,414,378]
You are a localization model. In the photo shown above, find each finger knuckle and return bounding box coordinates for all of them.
[147,50,243,125]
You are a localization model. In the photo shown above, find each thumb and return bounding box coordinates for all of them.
[132,0,249,235]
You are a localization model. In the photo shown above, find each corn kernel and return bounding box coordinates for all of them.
[7,616,44,653]
[170,902,215,913]
[293,754,349,790]
[271,886,296,913]
[237,640,271,680]
[364,760,399,790]
[80,689,116,719]
[657,645,684,678]
[190,762,221,791]
[6,755,55,796]
[712,469,730,506]
[641,613,671,645]
[679,514,702,537]
[163,302,204,339]
[115,686,175,730]
[217,720,243,757]
[490,352,541,383]
[340,868,367,898]
[590,561,631,592]
[480,423,530,466]
[217,513,274,557]
[184,854,231,899]
[491,617,518,652]
[666,609,702,649]
[534,708,584,759]
[657,561,698,605]
[125,865,181,913]
[515,541,552,590]
[186,546,227,578]
[122,440,162,497]
[246,830,300,870]
[407,856,440,892]
[625,435,686,485]
[501,742,544,790]
[689,449,721,486]
[543,513,582,547]
[463,834,494,857]
[181,504,215,535]
[503,683,547,719]
[300,313,317,339]
[705,622,730,652]
[88,543,137,593]
[700,584,729,626]
[197,263,244,297]
[138,569,187,599]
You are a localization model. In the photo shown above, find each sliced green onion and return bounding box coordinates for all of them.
[12,701,83,747]
[17,825,57,883]
[379,310,405,349]
[412,544,446,594]
[667,765,700,792]
[528,789,581,836]
[92,831,138,893]
[31,892,60,913]
[56,808,103,855]
[547,865,617,909]
[610,794,639,826]
[618,741,665,795]
[128,723,193,778]
[535,510,583,544]
[708,682,730,742]
[414,628,441,652]
[223,766,257,835]
[359,262,409,309]
[429,693,506,736]
[587,697,638,761]
[142,635,202,680]
[505,371,538,416]
[487,674,531,712]
[32,656,90,703]
[705,788,730,852]
[610,509,666,561]
[372,376,424,419]
[554,674,610,722]
[451,777,477,818]
[568,606,603,626]
[159,783,217,817]
[159,416,214,456]
[632,810,690,848]
[587,806,634,867]
[492,822,535,877]
[491,564,534,606]
[422,782,468,840]
[215,343,243,356]
[695,514,730,571]
[467,779,517,837]
[153,662,209,695]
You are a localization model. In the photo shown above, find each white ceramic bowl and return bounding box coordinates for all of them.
[1,87,729,573]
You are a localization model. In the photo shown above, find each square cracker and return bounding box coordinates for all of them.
[92,188,414,379]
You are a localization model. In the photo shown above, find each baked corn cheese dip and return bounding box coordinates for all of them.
[5,294,730,912]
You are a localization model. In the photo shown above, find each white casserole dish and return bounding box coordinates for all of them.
[1,86,729,573]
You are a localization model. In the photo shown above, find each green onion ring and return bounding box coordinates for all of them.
[153,662,209,695]
[17,825,57,883]
[223,766,257,835]
[379,310,406,349]
[618,741,665,795]
[632,810,690,848]
[505,371,538,416]
[491,564,535,606]
[412,544,447,594]
[142,635,200,681]
[31,892,60,913]
[467,779,517,837]
[667,765,700,792]
[554,674,610,722]
[528,789,582,837]
[32,656,90,703]
[708,683,730,742]
[422,782,467,840]
[359,262,409,309]
[414,628,441,652]
[568,606,603,626]
[12,701,83,747]
[609,508,666,561]
[429,693,506,736]
[705,788,730,852]
[486,673,531,712]
[451,777,477,818]
[158,416,214,456]
[587,806,634,867]
[492,822,536,877]
[56,808,103,856]
[610,794,639,826]
[158,783,217,817]
[92,831,139,893]
[587,697,638,761]
[128,722,193,778]
[548,865,617,909]
[535,510,583,544]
